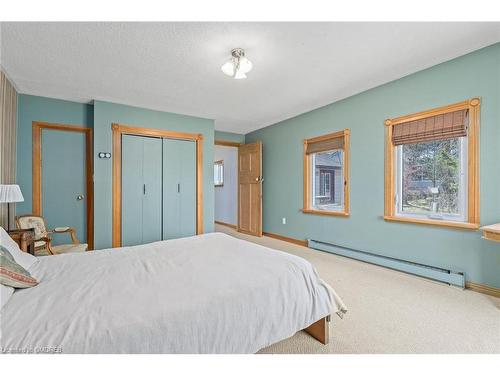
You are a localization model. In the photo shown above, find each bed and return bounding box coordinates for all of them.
[1,232,346,354]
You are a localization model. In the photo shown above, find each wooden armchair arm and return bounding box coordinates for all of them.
[51,227,79,244]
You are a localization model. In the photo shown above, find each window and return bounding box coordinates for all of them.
[384,98,480,229]
[214,160,224,187]
[396,138,466,221]
[303,129,350,216]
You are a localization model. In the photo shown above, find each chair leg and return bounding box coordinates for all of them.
[46,243,55,255]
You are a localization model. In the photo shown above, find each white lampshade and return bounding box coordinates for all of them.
[0,184,24,203]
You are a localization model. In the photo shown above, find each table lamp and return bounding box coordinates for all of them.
[0,184,24,230]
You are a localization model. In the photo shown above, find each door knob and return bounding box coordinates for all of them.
[76,194,84,201]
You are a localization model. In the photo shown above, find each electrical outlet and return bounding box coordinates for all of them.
[282,217,286,225]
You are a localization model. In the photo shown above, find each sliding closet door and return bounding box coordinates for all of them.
[162,138,196,240]
[121,135,142,246]
[142,138,163,244]
[178,140,196,237]
[122,135,162,247]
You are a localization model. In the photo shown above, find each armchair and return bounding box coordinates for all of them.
[15,214,88,256]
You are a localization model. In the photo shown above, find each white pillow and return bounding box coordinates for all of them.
[0,226,38,270]
[0,284,14,310]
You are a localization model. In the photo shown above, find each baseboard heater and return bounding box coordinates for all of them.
[307,239,465,288]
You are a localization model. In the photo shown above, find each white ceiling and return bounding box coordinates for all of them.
[1,22,499,134]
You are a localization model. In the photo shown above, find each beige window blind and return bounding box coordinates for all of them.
[305,136,344,154]
[392,109,468,146]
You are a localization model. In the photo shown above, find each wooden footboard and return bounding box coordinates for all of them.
[304,315,330,344]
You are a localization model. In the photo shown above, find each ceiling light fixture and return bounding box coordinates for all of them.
[221,48,252,79]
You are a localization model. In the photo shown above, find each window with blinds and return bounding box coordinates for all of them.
[384,98,480,229]
[303,129,350,216]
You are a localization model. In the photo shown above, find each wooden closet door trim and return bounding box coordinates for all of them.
[112,123,203,247]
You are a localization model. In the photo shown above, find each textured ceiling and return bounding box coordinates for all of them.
[1,22,499,133]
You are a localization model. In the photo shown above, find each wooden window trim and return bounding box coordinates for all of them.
[384,98,480,230]
[112,123,204,247]
[302,129,350,217]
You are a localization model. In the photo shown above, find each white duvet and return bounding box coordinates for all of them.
[0,232,346,353]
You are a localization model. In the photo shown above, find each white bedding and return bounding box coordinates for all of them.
[0,232,346,353]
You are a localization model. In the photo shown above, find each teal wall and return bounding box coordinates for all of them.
[93,101,214,249]
[16,95,93,215]
[215,130,245,143]
[16,96,214,250]
[246,43,500,287]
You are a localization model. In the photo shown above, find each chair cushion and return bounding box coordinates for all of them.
[35,243,88,256]
[16,216,47,240]
[34,240,46,249]
[0,245,39,288]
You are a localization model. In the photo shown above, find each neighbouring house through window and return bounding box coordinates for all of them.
[314,151,342,210]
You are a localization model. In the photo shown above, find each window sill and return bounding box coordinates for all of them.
[302,209,350,217]
[383,215,479,230]
[480,223,500,242]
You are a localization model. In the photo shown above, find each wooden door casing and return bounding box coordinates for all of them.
[237,142,262,236]
[32,122,93,249]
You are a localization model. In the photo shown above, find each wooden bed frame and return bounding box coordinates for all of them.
[304,315,330,344]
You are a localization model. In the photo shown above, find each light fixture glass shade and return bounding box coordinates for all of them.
[234,71,247,79]
[0,184,24,203]
[238,57,253,74]
[221,60,235,76]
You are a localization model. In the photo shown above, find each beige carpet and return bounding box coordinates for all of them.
[215,224,500,354]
